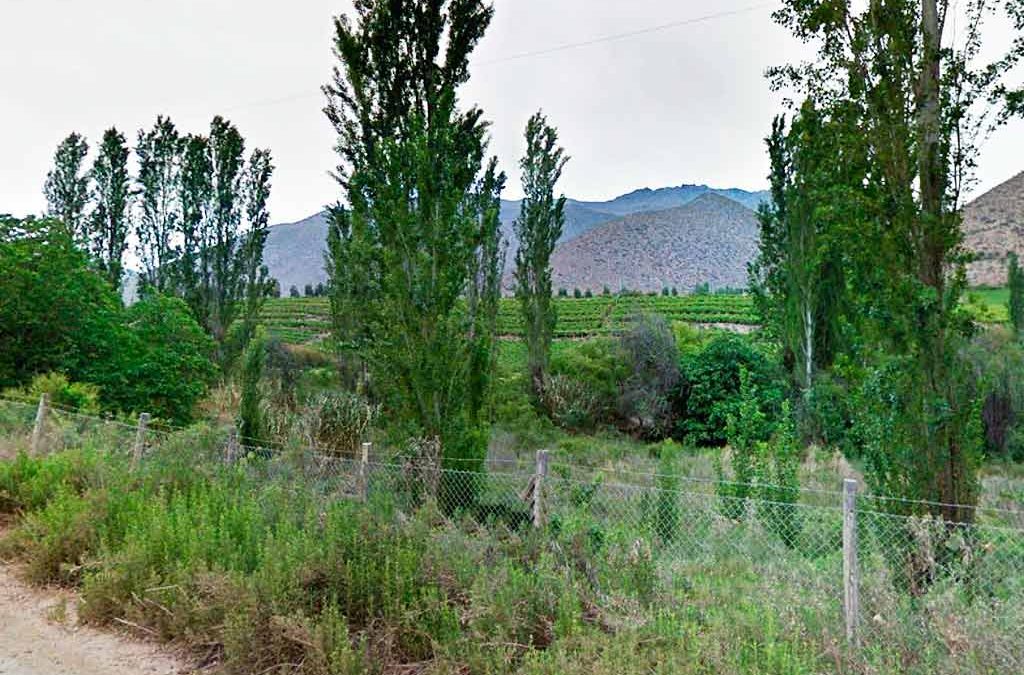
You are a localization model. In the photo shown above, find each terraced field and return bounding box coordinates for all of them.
[259,294,760,345]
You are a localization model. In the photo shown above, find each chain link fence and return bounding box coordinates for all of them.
[2,395,1022,671]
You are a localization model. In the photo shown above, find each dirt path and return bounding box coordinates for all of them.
[0,564,188,675]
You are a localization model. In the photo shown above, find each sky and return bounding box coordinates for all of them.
[1,0,1021,225]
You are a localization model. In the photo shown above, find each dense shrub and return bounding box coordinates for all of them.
[3,372,101,414]
[549,338,628,427]
[676,333,784,446]
[617,315,680,439]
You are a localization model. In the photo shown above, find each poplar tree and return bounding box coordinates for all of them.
[513,111,568,402]
[1008,252,1024,338]
[136,116,183,293]
[324,0,505,478]
[89,128,132,289]
[771,0,1024,520]
[43,133,90,242]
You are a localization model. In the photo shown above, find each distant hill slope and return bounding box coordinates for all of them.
[547,193,760,294]
[262,184,770,292]
[963,171,1024,287]
[264,212,331,292]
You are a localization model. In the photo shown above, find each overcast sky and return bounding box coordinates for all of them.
[2,0,1021,224]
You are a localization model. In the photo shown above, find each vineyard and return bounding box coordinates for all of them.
[258,294,761,345]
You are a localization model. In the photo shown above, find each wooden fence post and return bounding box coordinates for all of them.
[225,428,240,464]
[843,478,860,648]
[131,413,150,470]
[358,441,371,502]
[533,450,549,528]
[30,393,49,456]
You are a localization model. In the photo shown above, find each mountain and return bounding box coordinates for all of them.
[547,193,760,294]
[264,212,331,293]
[262,184,770,292]
[963,171,1024,287]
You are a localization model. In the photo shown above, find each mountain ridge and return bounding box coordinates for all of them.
[263,183,770,292]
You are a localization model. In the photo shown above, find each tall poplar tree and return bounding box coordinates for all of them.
[771,0,1024,520]
[43,133,90,242]
[324,0,506,477]
[1008,252,1024,338]
[89,128,132,289]
[136,116,183,293]
[513,111,568,402]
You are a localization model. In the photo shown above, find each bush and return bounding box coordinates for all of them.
[617,315,680,440]
[540,374,602,432]
[677,333,784,446]
[301,391,378,457]
[4,372,101,414]
[548,338,628,429]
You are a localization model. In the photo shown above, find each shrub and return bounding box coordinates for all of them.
[541,374,602,432]
[301,391,378,457]
[677,333,784,446]
[549,338,628,428]
[4,372,101,414]
[238,332,267,446]
[617,315,680,440]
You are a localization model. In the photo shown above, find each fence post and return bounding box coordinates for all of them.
[533,450,549,528]
[30,393,49,456]
[843,478,860,648]
[131,413,150,470]
[225,428,240,465]
[358,441,371,502]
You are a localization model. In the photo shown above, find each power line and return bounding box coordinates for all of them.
[206,2,778,115]
[477,2,778,66]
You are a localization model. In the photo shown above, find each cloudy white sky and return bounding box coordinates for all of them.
[2,0,1021,224]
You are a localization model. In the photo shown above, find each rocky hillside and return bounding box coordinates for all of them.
[547,194,760,294]
[262,184,769,292]
[963,171,1024,287]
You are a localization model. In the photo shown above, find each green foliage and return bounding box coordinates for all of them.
[755,402,803,547]
[717,367,773,520]
[3,373,101,414]
[238,331,266,445]
[514,112,568,403]
[43,133,90,242]
[301,391,378,457]
[79,294,216,425]
[618,315,680,440]
[0,216,124,390]
[136,116,182,294]
[89,127,132,289]
[324,0,505,475]
[654,440,681,544]
[1008,253,1024,338]
[677,334,783,446]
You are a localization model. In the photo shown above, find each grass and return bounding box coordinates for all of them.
[964,287,1010,324]
[2,402,1022,674]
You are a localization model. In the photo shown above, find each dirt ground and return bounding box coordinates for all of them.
[0,564,188,675]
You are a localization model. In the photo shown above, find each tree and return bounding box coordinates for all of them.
[289,285,300,298]
[0,216,123,389]
[238,148,274,349]
[89,128,132,289]
[104,294,217,424]
[324,0,506,480]
[750,107,849,394]
[136,116,183,293]
[513,112,568,402]
[1008,252,1024,338]
[176,118,273,355]
[43,133,90,242]
[770,0,1024,520]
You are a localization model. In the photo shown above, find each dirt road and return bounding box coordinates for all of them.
[0,565,186,675]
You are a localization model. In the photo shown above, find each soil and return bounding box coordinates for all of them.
[0,563,189,675]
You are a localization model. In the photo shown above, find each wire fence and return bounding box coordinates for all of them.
[1,395,1023,671]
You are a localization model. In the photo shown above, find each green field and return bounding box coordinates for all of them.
[259,294,760,345]
[965,287,1010,323]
